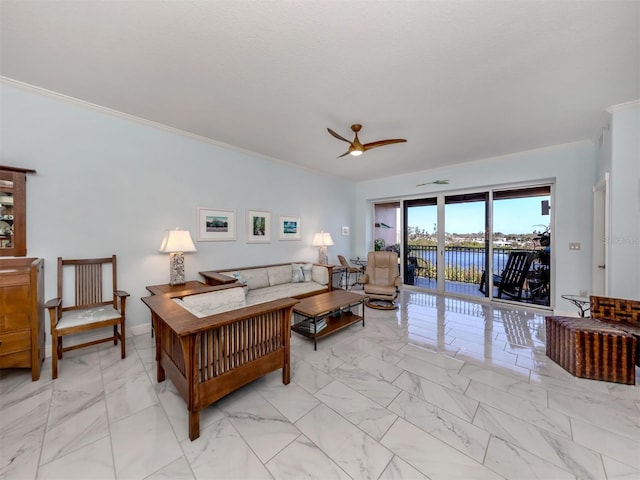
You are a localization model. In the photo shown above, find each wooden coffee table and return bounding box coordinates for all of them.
[292,290,367,350]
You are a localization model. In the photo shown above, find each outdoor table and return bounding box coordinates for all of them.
[561,294,591,317]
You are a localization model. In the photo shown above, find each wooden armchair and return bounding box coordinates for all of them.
[45,255,129,379]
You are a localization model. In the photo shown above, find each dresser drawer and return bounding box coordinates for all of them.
[0,271,29,287]
[0,283,31,331]
[0,349,31,369]
[0,330,31,355]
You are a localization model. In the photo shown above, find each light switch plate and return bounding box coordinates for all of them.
[569,243,581,250]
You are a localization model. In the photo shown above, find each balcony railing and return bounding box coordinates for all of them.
[405,244,549,306]
[406,245,541,283]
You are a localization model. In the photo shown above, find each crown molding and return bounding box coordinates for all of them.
[606,99,640,113]
[0,76,341,181]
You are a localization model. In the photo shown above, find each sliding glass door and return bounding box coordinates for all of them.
[444,193,488,295]
[404,198,438,289]
[402,184,552,308]
[491,186,551,306]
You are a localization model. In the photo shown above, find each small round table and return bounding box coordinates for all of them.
[561,294,591,317]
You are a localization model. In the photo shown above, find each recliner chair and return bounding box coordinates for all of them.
[361,251,401,309]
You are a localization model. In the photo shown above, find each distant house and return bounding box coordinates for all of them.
[493,240,513,247]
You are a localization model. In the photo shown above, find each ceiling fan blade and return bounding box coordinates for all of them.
[416,180,450,187]
[363,138,407,151]
[327,128,353,144]
[337,150,351,158]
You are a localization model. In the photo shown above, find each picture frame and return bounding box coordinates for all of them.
[279,216,301,240]
[341,226,350,236]
[246,209,271,243]
[196,207,236,241]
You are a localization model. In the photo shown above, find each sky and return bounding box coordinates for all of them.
[407,196,551,235]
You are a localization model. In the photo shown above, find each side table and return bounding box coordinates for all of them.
[330,265,347,290]
[146,280,209,296]
[561,294,590,317]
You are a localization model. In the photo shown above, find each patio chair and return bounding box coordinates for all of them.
[337,255,363,290]
[479,251,534,301]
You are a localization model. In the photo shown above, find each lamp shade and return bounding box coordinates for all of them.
[312,231,334,246]
[159,229,197,253]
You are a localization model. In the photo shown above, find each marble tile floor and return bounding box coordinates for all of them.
[1,289,639,480]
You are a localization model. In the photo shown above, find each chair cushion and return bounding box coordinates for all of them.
[174,287,247,318]
[57,306,122,329]
[365,284,397,296]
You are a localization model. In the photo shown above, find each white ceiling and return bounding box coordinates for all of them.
[1,1,638,181]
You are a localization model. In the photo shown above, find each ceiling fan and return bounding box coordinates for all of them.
[327,124,406,158]
[416,180,449,186]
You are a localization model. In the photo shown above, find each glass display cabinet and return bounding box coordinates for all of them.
[0,165,36,257]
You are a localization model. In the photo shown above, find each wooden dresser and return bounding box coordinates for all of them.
[0,257,44,381]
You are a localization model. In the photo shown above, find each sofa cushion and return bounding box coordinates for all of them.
[233,268,269,290]
[174,287,246,318]
[246,282,326,305]
[219,271,250,294]
[312,265,329,285]
[268,265,292,286]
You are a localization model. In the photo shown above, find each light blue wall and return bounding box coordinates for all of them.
[353,141,597,313]
[608,104,640,299]
[1,83,353,333]
[3,80,636,339]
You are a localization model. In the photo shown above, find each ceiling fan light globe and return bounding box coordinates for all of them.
[350,150,363,156]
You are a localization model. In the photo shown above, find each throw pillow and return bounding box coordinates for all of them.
[232,272,247,285]
[231,272,249,294]
[291,264,305,283]
[302,263,314,282]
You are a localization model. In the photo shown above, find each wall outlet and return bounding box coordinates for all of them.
[569,242,581,250]
[579,289,588,297]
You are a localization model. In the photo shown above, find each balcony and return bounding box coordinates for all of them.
[405,245,550,306]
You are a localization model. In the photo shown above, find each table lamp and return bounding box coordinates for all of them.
[159,228,197,285]
[312,231,334,265]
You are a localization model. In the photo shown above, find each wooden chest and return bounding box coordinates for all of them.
[0,258,44,381]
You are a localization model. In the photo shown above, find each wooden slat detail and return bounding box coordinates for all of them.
[75,263,103,306]
[196,310,286,382]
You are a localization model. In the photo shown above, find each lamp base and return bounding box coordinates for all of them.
[169,252,186,286]
[318,246,328,265]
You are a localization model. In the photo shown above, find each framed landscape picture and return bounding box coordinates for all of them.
[246,209,271,243]
[196,207,236,241]
[279,216,301,240]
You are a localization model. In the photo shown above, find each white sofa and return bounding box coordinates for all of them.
[200,262,333,305]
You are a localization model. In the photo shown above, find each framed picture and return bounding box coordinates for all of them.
[279,216,301,240]
[341,226,350,236]
[196,207,236,241]
[246,209,271,243]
